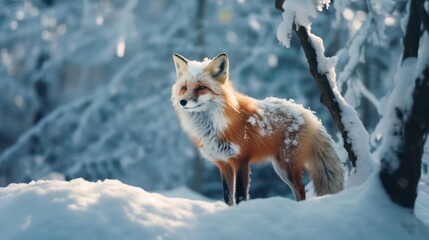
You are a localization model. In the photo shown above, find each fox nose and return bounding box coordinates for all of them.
[179,99,187,106]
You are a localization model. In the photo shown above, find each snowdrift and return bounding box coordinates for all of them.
[0,176,427,240]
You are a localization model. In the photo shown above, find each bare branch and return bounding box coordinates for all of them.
[356,80,380,111]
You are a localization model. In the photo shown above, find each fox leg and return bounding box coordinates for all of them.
[216,161,236,206]
[272,158,305,201]
[233,161,250,205]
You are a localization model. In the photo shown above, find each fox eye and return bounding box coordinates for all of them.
[181,85,187,91]
[197,85,206,90]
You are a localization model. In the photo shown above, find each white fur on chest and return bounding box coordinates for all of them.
[178,108,240,162]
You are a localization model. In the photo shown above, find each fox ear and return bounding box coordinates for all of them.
[173,53,189,79]
[205,53,229,83]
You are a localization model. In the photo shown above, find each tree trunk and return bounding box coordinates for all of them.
[379,66,429,208]
[379,0,429,208]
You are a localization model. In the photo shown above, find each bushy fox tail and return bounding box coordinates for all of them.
[307,127,344,196]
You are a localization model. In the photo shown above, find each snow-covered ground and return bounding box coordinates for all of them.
[0,174,427,240]
[0,1,427,239]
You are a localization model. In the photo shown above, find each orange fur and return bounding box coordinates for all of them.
[172,53,344,205]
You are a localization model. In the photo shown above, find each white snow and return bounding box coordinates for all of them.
[335,22,369,91]
[186,58,211,78]
[374,58,417,170]
[415,32,429,79]
[0,175,428,240]
[247,116,257,126]
[253,97,305,140]
[307,32,338,78]
[319,46,375,185]
[276,0,331,48]
[373,0,428,171]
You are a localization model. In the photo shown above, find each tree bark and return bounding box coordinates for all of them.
[379,0,429,208]
[379,66,429,208]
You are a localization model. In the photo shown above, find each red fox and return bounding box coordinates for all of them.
[172,53,344,205]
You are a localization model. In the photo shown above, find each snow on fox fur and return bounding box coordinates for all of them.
[171,53,343,205]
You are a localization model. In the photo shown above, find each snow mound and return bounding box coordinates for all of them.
[0,176,427,240]
[0,179,224,240]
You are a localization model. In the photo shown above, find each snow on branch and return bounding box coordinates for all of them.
[275,0,375,183]
[335,0,391,94]
[276,0,331,48]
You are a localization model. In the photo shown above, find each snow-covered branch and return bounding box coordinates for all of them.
[275,0,375,180]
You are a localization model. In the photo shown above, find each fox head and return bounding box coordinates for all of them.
[171,53,232,113]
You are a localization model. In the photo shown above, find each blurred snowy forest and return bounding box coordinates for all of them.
[0,0,427,200]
